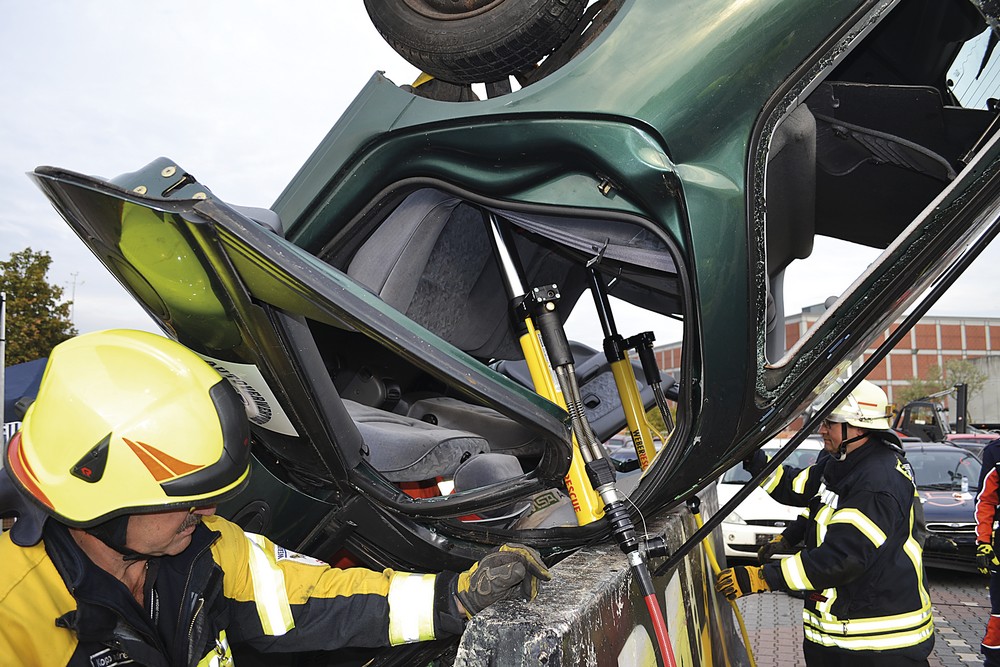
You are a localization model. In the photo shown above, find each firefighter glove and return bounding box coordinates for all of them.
[757,534,794,563]
[977,542,1000,575]
[456,543,552,616]
[716,565,771,601]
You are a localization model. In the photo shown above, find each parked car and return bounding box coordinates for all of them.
[945,432,999,458]
[25,0,1000,608]
[905,442,983,572]
[717,436,824,561]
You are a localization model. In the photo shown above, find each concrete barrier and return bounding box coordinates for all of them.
[455,485,749,666]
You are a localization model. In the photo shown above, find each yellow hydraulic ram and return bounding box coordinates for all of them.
[516,306,605,525]
[486,211,603,525]
[588,270,671,470]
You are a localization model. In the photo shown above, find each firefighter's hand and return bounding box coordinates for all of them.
[716,565,771,600]
[977,542,999,575]
[456,543,552,616]
[757,535,794,563]
[743,450,768,476]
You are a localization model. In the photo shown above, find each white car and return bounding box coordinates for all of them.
[716,435,824,561]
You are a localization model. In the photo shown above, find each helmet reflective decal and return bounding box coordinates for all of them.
[6,431,53,510]
[122,437,205,482]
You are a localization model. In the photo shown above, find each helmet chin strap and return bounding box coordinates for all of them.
[834,423,867,461]
[85,515,156,562]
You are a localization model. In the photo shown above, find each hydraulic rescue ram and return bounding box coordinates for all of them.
[525,283,677,667]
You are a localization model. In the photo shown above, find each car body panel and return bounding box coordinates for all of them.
[266,0,1000,515]
[28,0,1000,571]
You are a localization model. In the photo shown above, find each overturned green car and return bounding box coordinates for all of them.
[29,0,1000,601]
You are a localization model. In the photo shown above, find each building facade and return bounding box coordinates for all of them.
[655,304,1000,418]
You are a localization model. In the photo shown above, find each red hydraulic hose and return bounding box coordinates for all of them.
[644,593,677,667]
[634,558,677,667]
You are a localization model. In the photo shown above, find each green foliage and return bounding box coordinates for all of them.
[1,248,76,364]
[896,368,946,404]
[943,358,987,396]
[896,359,989,405]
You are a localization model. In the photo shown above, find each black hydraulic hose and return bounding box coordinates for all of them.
[529,284,677,666]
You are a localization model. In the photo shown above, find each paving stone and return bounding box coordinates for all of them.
[734,568,989,666]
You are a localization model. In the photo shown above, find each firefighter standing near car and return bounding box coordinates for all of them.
[974,434,1000,666]
[717,380,933,667]
[0,330,551,666]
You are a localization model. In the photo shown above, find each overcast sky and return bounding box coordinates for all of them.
[2,2,999,354]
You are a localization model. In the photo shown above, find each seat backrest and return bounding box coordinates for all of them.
[346,189,521,359]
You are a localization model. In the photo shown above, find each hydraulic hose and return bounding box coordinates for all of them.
[529,284,677,667]
[633,549,677,667]
[687,498,756,667]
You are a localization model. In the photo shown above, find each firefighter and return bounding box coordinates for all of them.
[975,434,1000,666]
[0,329,550,666]
[716,380,933,666]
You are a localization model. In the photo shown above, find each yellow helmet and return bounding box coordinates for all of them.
[827,379,892,431]
[5,329,250,528]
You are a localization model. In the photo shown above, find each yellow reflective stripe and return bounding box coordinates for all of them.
[815,587,836,615]
[762,465,784,493]
[803,604,932,634]
[903,506,932,611]
[802,616,933,651]
[780,553,815,590]
[196,629,232,666]
[387,573,437,645]
[792,468,811,495]
[245,534,295,636]
[829,508,887,547]
[815,505,834,543]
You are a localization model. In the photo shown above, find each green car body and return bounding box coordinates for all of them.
[30,0,1000,574]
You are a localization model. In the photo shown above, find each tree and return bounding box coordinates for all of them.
[895,367,947,404]
[895,359,988,405]
[1,248,76,364]
[943,358,987,397]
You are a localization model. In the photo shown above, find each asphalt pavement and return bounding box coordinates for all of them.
[734,568,990,666]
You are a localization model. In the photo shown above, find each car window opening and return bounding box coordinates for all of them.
[308,188,686,529]
[761,0,1000,369]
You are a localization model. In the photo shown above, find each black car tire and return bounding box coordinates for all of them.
[363,0,588,84]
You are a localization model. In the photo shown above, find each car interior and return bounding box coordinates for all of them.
[762,0,998,366]
[221,0,1000,534]
[294,187,683,527]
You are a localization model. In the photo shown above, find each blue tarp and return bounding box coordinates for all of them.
[4,357,46,420]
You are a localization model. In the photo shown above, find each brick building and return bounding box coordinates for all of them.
[654,304,1000,408]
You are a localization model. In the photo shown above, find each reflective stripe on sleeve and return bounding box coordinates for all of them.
[780,553,815,590]
[829,508,887,547]
[762,466,785,494]
[387,573,437,645]
[792,468,811,495]
[815,505,834,544]
[245,533,295,636]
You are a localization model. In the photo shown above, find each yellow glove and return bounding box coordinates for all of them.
[716,565,771,601]
[456,543,552,616]
[977,542,1000,576]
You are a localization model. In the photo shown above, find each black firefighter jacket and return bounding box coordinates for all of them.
[758,436,933,659]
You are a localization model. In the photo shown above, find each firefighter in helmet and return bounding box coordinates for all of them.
[718,380,932,666]
[0,329,549,665]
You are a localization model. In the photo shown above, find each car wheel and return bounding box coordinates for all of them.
[363,0,588,84]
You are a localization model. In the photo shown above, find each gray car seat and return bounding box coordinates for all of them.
[345,399,489,482]
[405,396,545,458]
